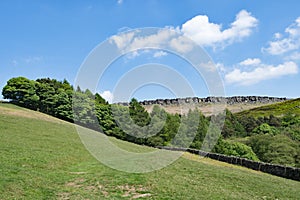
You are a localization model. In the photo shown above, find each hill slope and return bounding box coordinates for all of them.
[236,98,300,118]
[0,103,299,199]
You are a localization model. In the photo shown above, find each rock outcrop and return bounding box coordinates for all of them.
[117,96,287,106]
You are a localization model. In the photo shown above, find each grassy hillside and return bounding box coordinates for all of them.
[236,98,300,118]
[0,103,299,199]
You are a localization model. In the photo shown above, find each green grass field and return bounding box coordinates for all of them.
[1,103,299,199]
[236,98,300,118]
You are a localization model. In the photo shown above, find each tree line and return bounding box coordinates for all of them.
[2,77,300,167]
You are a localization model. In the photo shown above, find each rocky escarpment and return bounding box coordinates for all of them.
[117,96,287,106]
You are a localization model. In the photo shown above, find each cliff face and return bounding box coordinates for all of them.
[117,96,287,106]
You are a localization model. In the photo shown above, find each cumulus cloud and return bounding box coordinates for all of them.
[262,17,300,55]
[239,58,261,66]
[110,31,136,50]
[153,51,168,58]
[110,28,179,52]
[100,91,114,103]
[216,62,227,72]
[110,10,257,55]
[181,10,258,47]
[169,35,194,53]
[285,52,300,61]
[225,61,298,85]
[110,27,196,55]
[127,28,178,50]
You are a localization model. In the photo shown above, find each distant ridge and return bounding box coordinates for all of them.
[117,96,287,106]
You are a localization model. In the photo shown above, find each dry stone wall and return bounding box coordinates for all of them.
[157,146,300,181]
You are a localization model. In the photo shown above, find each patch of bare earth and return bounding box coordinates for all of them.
[118,185,151,199]
[64,178,151,199]
[57,192,71,200]
[64,178,109,198]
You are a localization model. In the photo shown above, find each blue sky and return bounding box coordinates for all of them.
[1,0,300,102]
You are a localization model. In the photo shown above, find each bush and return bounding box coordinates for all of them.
[213,139,259,161]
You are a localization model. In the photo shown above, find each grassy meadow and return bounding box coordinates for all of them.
[0,103,299,199]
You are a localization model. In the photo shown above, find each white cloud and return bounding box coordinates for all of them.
[117,0,123,5]
[225,61,298,85]
[285,51,300,61]
[110,28,178,52]
[126,50,140,59]
[110,10,257,56]
[169,35,194,53]
[216,62,227,72]
[198,61,217,72]
[181,10,258,47]
[274,33,282,39]
[128,28,178,50]
[10,56,43,66]
[153,51,168,58]
[239,58,261,66]
[110,27,195,54]
[100,91,114,103]
[24,56,43,64]
[262,17,300,55]
[110,31,136,50]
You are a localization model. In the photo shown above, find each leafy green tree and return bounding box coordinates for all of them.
[214,139,259,161]
[267,114,281,127]
[95,93,108,105]
[36,81,56,114]
[96,104,118,135]
[201,122,221,151]
[2,77,39,109]
[237,115,259,135]
[147,136,164,147]
[172,109,200,148]
[129,98,150,127]
[282,123,300,141]
[158,113,180,145]
[73,91,98,130]
[221,109,246,138]
[190,110,209,149]
[53,88,73,121]
[282,113,300,127]
[252,123,279,135]
[248,134,299,167]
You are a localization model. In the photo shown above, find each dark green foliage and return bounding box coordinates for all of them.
[2,77,39,110]
[221,109,246,138]
[248,134,300,167]
[214,139,259,161]
[172,109,200,148]
[2,77,75,121]
[73,90,98,130]
[252,123,279,135]
[129,98,150,127]
[158,113,180,145]
[237,115,259,134]
[95,93,108,105]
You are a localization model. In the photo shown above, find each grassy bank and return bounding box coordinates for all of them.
[0,103,299,199]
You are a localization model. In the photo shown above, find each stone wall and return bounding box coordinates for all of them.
[157,146,300,181]
[117,96,287,106]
